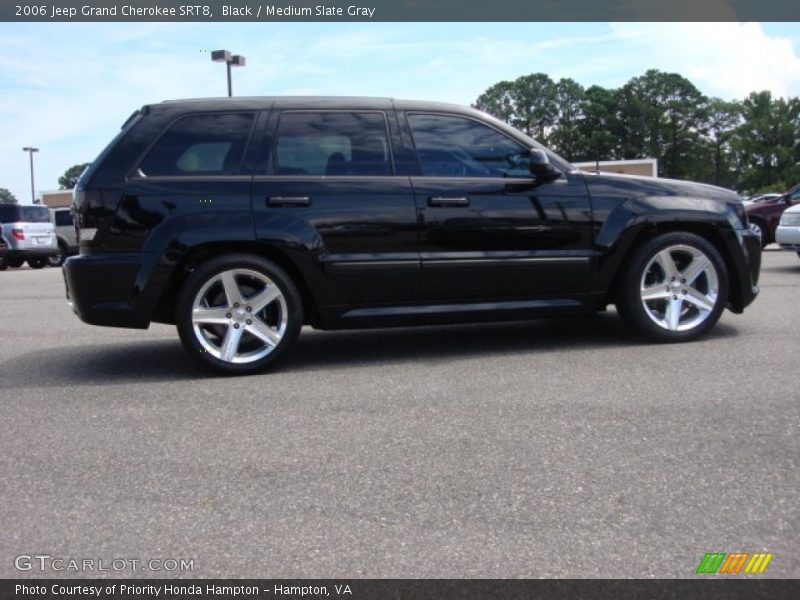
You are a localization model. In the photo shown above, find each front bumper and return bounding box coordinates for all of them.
[63,252,168,329]
[731,228,761,312]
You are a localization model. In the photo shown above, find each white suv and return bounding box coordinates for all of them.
[49,207,78,266]
[0,204,57,269]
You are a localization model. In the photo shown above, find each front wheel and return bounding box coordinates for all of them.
[176,254,303,375]
[616,232,729,342]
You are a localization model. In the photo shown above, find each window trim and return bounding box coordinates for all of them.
[269,109,397,178]
[128,110,258,180]
[405,111,546,180]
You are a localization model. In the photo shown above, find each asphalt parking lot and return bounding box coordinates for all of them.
[1,250,798,579]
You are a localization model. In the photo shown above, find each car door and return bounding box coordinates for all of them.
[250,108,419,308]
[120,110,258,256]
[403,112,594,303]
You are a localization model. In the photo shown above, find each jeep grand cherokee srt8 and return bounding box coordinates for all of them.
[64,97,761,374]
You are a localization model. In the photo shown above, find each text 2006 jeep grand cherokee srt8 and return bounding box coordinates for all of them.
[64,97,761,374]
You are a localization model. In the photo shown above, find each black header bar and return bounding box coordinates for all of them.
[3,0,800,22]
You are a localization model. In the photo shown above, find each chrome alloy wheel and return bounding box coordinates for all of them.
[191,268,288,364]
[639,244,719,332]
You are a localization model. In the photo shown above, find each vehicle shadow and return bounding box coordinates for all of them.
[0,313,740,388]
[763,263,800,274]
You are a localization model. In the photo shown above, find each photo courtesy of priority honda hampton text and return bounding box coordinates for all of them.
[63,96,762,374]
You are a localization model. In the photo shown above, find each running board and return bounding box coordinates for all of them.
[342,298,582,318]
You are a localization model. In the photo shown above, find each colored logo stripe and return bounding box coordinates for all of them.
[744,553,773,574]
[696,553,726,573]
[720,553,749,573]
[696,552,773,574]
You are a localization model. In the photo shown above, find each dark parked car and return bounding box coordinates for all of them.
[64,97,761,374]
[746,183,800,246]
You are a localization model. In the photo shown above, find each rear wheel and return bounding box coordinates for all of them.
[616,232,729,342]
[27,258,47,269]
[176,254,303,375]
[49,242,68,267]
[0,257,7,271]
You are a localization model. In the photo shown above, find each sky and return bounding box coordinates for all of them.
[1,21,800,202]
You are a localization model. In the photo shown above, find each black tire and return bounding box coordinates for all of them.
[27,258,47,269]
[749,219,769,248]
[616,232,729,343]
[8,258,24,268]
[0,257,7,271]
[176,254,303,375]
[49,241,68,267]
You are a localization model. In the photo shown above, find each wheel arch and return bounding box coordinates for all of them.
[601,220,747,313]
[151,240,322,326]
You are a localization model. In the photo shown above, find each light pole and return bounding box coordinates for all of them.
[22,147,39,204]
[211,50,246,97]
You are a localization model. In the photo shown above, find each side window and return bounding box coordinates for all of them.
[408,113,531,178]
[55,211,73,227]
[274,112,392,176]
[139,112,255,176]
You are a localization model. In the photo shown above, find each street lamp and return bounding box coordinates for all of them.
[211,50,246,97]
[22,147,39,204]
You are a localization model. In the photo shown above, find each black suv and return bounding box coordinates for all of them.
[64,97,761,374]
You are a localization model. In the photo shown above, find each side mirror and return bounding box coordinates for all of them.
[529,149,560,181]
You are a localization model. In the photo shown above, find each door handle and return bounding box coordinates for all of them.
[267,196,311,207]
[428,196,470,207]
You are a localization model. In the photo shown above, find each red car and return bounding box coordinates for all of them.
[746,183,800,246]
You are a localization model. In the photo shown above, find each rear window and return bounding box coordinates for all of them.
[54,210,74,227]
[0,205,52,223]
[139,112,256,176]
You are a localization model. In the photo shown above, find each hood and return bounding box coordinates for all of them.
[579,170,742,205]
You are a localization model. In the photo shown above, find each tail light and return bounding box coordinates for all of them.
[11,228,25,241]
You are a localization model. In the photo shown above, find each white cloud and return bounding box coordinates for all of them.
[609,22,800,99]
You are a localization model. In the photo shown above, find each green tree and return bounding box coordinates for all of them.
[58,163,90,190]
[732,91,800,192]
[575,85,621,163]
[473,80,517,124]
[547,78,586,161]
[617,70,707,178]
[700,98,741,187]
[0,188,18,204]
[511,73,558,140]
[473,68,800,192]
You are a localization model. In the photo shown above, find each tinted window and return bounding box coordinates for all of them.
[408,114,531,178]
[0,205,51,223]
[140,112,255,176]
[54,210,73,227]
[274,112,392,176]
